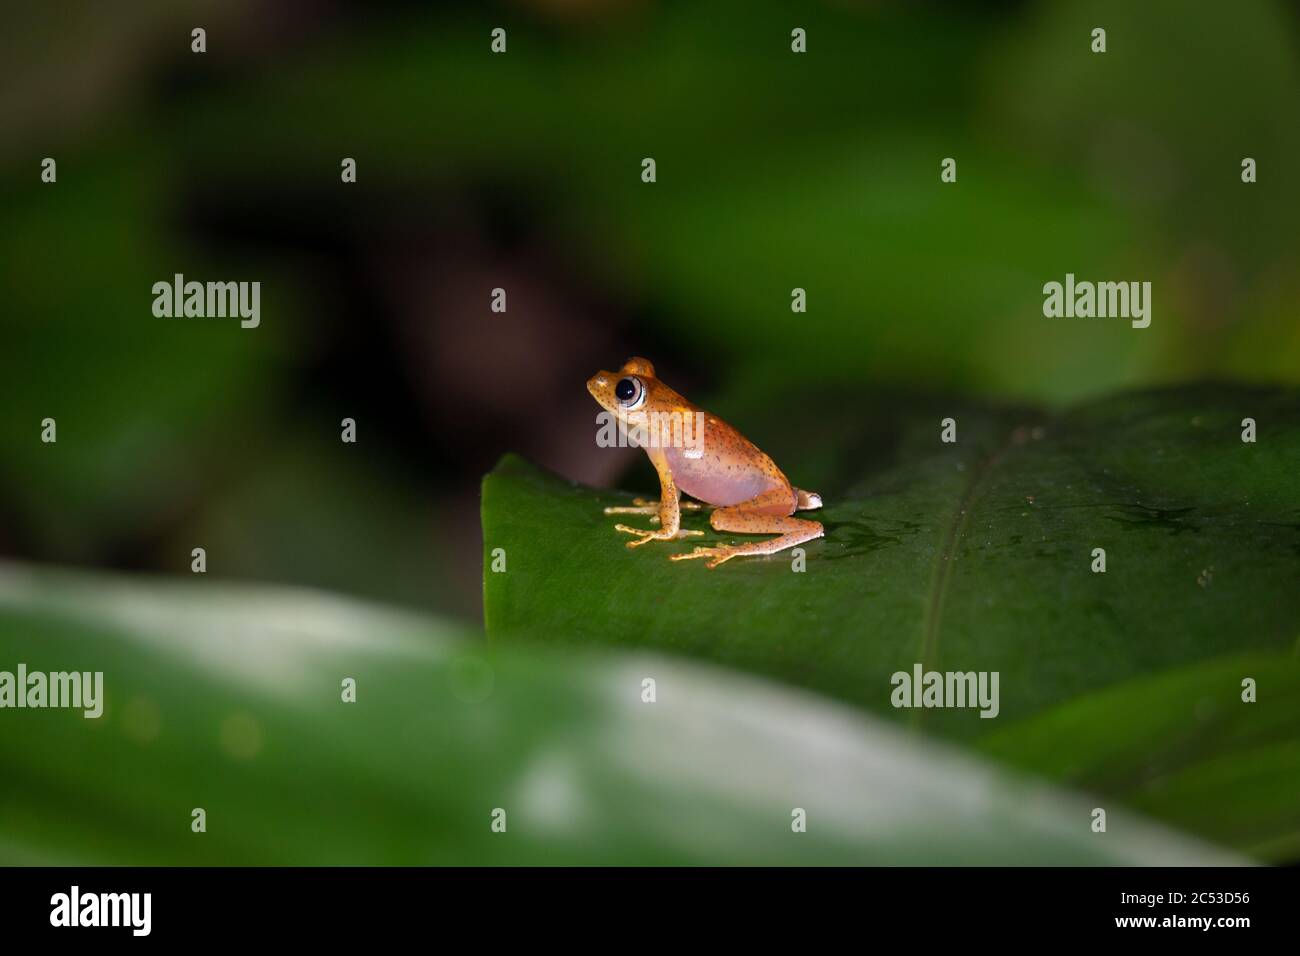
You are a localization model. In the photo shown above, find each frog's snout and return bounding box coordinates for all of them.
[587,372,612,400]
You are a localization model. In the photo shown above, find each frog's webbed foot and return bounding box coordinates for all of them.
[669,544,740,569]
[614,524,705,548]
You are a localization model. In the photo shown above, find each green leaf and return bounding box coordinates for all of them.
[482,383,1300,859]
[978,652,1300,862]
[0,561,1240,865]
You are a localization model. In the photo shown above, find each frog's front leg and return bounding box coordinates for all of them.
[611,454,704,547]
[604,497,704,520]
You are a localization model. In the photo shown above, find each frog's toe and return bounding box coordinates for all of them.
[603,503,659,516]
[669,547,709,561]
[618,525,703,548]
[670,543,728,563]
[611,522,665,546]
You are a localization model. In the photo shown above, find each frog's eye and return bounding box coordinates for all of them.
[614,376,645,409]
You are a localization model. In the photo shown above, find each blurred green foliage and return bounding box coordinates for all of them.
[0,561,1246,865]
[220,0,1296,395]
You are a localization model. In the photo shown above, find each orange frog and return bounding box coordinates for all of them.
[587,357,824,568]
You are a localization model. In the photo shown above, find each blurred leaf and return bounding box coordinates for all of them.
[148,0,1300,399]
[482,383,1300,858]
[0,560,1242,865]
[978,652,1300,863]
[0,153,292,558]
[183,435,473,616]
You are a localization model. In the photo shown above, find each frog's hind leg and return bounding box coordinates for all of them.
[795,488,823,511]
[671,488,823,569]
